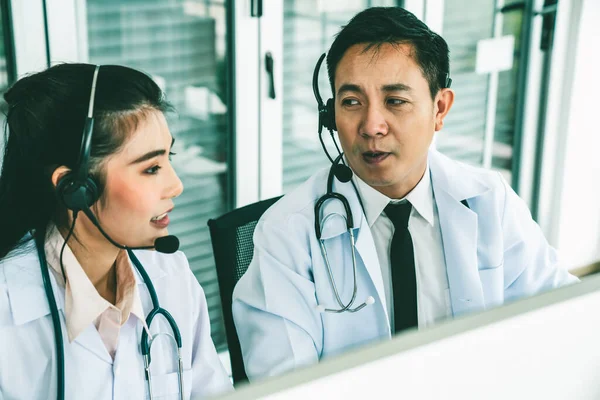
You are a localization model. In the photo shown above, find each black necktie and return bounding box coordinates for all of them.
[384,201,418,333]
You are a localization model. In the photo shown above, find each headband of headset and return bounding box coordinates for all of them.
[56,65,101,213]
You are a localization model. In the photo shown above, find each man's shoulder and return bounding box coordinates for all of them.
[430,150,505,190]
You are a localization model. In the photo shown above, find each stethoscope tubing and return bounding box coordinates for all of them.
[37,237,185,400]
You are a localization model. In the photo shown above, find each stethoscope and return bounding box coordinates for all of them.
[312,52,374,314]
[35,233,185,400]
[313,154,375,314]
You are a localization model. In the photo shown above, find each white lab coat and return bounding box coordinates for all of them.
[232,149,579,380]
[0,242,232,399]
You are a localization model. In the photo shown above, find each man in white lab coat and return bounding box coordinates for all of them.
[232,6,578,380]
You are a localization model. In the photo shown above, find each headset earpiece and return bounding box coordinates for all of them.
[318,97,336,133]
[444,73,452,89]
[313,53,337,133]
[57,173,99,213]
[58,65,101,214]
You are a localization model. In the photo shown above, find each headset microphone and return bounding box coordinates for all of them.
[332,163,353,183]
[312,53,355,184]
[154,235,180,254]
[81,208,180,254]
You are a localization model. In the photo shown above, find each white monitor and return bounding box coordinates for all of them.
[217,274,600,400]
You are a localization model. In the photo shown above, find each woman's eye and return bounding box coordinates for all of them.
[169,151,176,161]
[145,165,162,175]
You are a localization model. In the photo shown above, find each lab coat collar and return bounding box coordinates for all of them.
[3,240,66,326]
[317,149,491,237]
[129,250,168,286]
[353,163,435,228]
[428,149,491,201]
[3,243,166,327]
[4,254,114,364]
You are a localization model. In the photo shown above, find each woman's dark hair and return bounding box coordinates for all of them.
[326,7,450,99]
[0,63,172,259]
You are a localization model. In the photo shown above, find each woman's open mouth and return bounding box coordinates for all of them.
[151,210,171,228]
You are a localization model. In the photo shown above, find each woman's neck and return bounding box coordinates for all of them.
[59,222,120,305]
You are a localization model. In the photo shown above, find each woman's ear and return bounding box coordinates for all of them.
[51,166,72,189]
[434,88,455,132]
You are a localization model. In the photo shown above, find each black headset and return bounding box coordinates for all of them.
[55,65,101,214]
[313,52,453,135]
[312,52,452,184]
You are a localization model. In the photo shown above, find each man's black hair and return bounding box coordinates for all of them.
[326,7,450,99]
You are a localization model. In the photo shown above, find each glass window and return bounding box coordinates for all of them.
[85,0,232,351]
[440,0,526,185]
[437,0,496,167]
[492,4,525,184]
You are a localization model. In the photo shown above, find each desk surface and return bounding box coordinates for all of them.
[217,274,600,400]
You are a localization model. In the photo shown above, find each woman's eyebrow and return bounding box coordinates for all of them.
[129,149,166,165]
[130,136,175,165]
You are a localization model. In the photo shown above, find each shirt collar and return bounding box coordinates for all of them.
[44,225,147,342]
[353,163,434,227]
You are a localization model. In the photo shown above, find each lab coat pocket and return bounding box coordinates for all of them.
[478,265,504,308]
[146,369,192,399]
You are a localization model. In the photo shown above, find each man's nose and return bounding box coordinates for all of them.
[359,104,389,138]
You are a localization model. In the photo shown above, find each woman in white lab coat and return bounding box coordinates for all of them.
[0,64,232,399]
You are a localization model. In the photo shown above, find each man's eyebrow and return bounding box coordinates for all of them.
[337,83,362,97]
[381,83,412,92]
[129,136,175,165]
[337,83,413,96]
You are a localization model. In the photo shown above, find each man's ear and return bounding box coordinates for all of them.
[51,166,72,189]
[434,88,455,132]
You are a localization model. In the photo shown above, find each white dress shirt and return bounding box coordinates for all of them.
[353,165,451,330]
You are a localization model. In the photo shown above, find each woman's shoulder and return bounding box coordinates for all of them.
[0,239,42,328]
[130,249,208,315]
[129,249,202,295]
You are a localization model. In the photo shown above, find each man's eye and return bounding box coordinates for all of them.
[145,165,162,175]
[387,98,406,106]
[169,151,176,161]
[342,99,360,106]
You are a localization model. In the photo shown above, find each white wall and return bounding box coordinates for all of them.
[552,0,600,269]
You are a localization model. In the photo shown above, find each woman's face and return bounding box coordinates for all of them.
[87,110,183,248]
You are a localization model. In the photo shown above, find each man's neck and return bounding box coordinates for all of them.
[376,159,428,200]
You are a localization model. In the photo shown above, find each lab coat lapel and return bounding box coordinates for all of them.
[354,215,390,328]
[73,324,113,364]
[3,248,112,363]
[320,177,389,325]
[429,150,490,316]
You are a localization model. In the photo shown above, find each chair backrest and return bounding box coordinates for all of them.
[207,195,282,384]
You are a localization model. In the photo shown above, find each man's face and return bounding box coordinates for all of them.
[333,42,453,198]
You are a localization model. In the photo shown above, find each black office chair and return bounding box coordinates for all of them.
[207,195,282,384]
